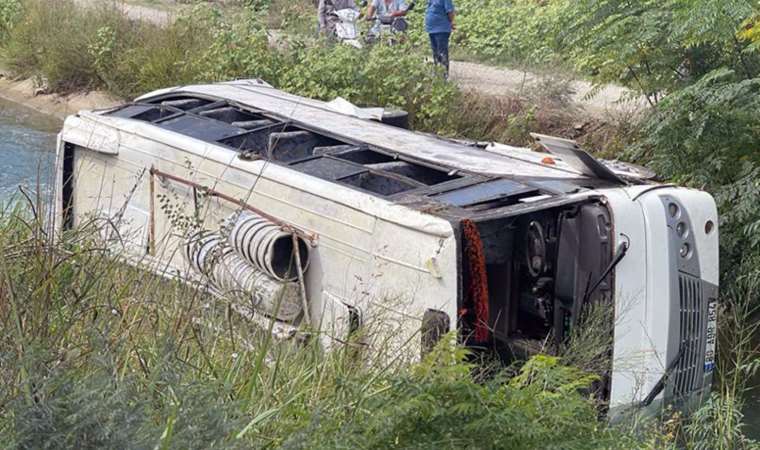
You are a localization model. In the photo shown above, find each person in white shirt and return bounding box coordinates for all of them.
[365,0,408,38]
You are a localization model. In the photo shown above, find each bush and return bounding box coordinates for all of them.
[195,5,284,85]
[99,11,212,98]
[278,42,458,131]
[560,0,760,103]
[3,0,102,91]
[0,1,459,130]
[0,201,658,449]
[1,0,212,95]
[632,69,760,275]
[282,346,642,450]
[454,0,568,68]
[0,0,21,41]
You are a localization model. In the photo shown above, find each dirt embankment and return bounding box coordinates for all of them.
[0,69,119,121]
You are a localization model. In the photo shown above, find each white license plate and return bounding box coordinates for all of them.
[704,299,717,373]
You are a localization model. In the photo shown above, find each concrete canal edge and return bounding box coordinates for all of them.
[0,67,120,122]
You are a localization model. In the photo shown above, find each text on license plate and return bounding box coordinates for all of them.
[704,299,717,373]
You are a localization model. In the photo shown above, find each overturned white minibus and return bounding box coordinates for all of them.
[54,79,718,415]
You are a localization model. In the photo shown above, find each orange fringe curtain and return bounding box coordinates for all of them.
[462,219,490,342]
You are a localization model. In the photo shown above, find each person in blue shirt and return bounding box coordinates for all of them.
[425,0,455,76]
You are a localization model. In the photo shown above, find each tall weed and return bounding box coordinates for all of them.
[0,200,656,449]
[633,69,760,276]
[0,0,21,41]
[683,267,760,450]
[1,0,211,95]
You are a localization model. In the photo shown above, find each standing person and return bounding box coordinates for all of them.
[318,0,360,38]
[425,0,455,77]
[366,0,408,39]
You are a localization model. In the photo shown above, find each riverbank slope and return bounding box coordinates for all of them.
[0,69,118,121]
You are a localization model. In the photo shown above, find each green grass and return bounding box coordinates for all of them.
[0,190,752,449]
[0,0,211,95]
[0,197,663,449]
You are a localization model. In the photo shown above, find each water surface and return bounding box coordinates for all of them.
[0,98,58,203]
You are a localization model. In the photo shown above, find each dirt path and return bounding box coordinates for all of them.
[450,61,647,116]
[72,0,649,117]
[73,0,172,25]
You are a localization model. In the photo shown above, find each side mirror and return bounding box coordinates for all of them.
[406,1,415,11]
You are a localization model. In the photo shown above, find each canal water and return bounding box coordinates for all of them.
[0,98,58,203]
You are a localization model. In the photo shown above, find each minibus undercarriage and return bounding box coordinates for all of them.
[456,199,615,360]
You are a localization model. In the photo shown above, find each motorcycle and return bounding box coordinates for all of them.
[365,1,415,45]
[333,8,363,48]
[331,1,415,48]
